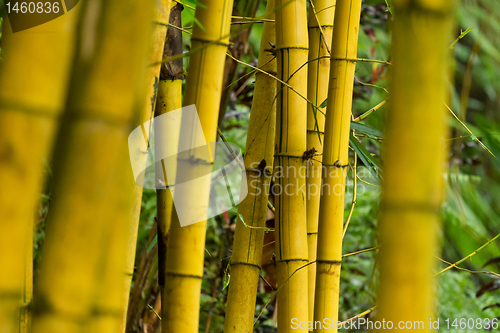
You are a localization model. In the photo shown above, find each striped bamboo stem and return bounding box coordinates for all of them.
[313,1,362,332]
[161,1,234,332]
[274,0,309,332]
[223,0,276,332]
[306,0,335,324]
[155,1,184,315]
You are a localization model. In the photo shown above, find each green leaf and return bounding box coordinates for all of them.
[147,234,157,253]
[223,272,230,290]
[319,98,328,108]
[449,28,474,49]
[351,121,383,140]
[193,17,206,32]
[384,0,394,17]
[349,133,382,180]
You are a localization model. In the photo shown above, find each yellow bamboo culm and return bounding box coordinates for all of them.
[313,1,362,332]
[30,0,154,332]
[156,1,183,314]
[274,0,309,332]
[162,1,234,332]
[120,1,171,331]
[375,1,453,332]
[306,0,335,324]
[155,77,182,268]
[223,1,276,332]
[0,9,77,333]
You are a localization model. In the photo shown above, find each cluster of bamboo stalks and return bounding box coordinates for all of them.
[0,0,453,332]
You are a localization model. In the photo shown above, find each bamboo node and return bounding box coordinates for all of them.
[316,259,342,265]
[229,261,261,270]
[274,46,309,52]
[302,147,317,161]
[330,57,359,63]
[323,161,348,168]
[275,258,308,263]
[264,41,276,56]
[307,129,325,134]
[381,201,441,213]
[308,24,334,29]
[191,37,231,47]
[165,272,203,279]
[274,153,304,159]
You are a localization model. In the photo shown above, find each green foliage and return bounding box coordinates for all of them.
[438,271,500,329]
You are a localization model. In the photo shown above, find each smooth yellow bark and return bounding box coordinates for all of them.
[223,1,276,332]
[274,0,309,332]
[30,1,154,332]
[122,1,171,331]
[375,1,453,332]
[306,0,335,323]
[313,1,362,332]
[156,3,183,306]
[0,9,77,333]
[155,79,182,276]
[162,1,234,332]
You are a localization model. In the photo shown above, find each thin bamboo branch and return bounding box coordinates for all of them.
[435,231,500,276]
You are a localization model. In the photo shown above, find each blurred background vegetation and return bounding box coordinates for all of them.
[6,0,497,331]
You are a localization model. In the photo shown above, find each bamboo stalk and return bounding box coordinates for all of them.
[375,1,453,331]
[161,1,234,332]
[305,0,335,324]
[274,0,309,332]
[0,10,77,333]
[313,1,362,332]
[223,0,276,331]
[156,0,184,317]
[120,1,171,331]
[30,1,154,332]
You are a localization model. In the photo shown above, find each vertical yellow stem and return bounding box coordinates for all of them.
[274,0,309,332]
[0,10,77,333]
[156,0,183,317]
[306,0,335,324]
[30,0,154,332]
[123,1,171,331]
[313,1,362,332]
[162,1,234,332]
[375,1,453,332]
[223,0,276,332]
